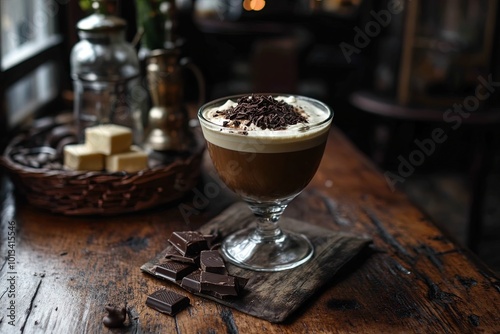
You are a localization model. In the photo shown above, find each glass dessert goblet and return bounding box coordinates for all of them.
[198,94,333,271]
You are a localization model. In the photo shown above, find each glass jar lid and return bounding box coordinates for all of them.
[77,0,125,32]
[77,13,125,32]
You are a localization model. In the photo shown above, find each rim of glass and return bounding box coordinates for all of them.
[197,93,333,129]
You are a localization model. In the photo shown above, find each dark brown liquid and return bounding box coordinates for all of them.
[207,141,327,201]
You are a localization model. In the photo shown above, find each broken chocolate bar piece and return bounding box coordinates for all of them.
[155,261,196,282]
[168,231,208,256]
[181,272,234,300]
[180,270,202,294]
[200,271,239,297]
[200,250,227,274]
[145,289,190,316]
[165,251,200,265]
[206,289,238,300]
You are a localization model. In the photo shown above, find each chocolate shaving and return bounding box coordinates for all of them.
[215,95,308,131]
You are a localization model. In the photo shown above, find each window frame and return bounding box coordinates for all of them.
[0,0,72,145]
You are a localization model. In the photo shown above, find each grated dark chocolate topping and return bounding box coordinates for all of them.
[214,95,308,131]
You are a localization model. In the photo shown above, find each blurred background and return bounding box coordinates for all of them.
[1,0,499,271]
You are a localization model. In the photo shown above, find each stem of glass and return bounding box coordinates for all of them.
[247,200,291,243]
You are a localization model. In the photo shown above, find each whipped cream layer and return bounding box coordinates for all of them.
[199,95,332,153]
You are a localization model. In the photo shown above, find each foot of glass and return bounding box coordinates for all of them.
[221,227,314,272]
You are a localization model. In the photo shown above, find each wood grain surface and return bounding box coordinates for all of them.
[1,128,499,334]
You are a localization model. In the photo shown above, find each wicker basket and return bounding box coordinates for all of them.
[0,114,205,215]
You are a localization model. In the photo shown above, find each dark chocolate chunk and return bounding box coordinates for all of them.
[165,252,200,265]
[102,305,126,328]
[200,250,227,274]
[168,231,208,256]
[145,289,190,316]
[180,270,202,294]
[205,289,237,300]
[181,270,242,300]
[200,271,239,297]
[181,270,248,299]
[154,230,250,301]
[155,261,196,282]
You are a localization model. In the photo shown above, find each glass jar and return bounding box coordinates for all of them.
[70,5,146,143]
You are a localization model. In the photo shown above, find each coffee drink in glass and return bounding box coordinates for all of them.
[198,94,333,271]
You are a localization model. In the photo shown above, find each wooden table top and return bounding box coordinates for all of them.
[1,128,499,333]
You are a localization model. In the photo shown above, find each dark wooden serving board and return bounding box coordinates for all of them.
[141,202,371,323]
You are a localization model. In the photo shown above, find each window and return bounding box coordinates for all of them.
[0,0,67,129]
